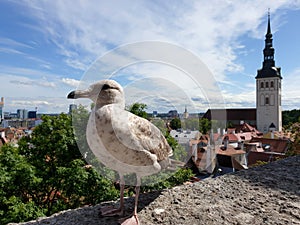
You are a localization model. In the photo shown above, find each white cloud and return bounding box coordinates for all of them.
[61,78,80,87]
[0,69,78,113]
[0,37,33,49]
[282,68,300,110]
[5,97,70,113]
[24,1,299,73]
[10,100,51,107]
[0,47,25,55]
[5,0,300,112]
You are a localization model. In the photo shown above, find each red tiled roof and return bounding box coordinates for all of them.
[250,137,289,153]
[247,151,286,166]
[223,133,239,142]
[235,132,255,142]
[240,123,257,132]
[213,133,222,142]
[227,128,236,134]
[216,145,245,156]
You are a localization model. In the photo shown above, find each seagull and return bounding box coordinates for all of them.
[67,79,178,225]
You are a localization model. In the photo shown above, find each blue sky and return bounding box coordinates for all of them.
[0,0,300,113]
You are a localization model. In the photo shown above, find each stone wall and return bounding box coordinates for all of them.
[9,156,300,225]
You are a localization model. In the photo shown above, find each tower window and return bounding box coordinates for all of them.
[270,81,274,88]
[265,97,269,105]
[260,82,264,88]
[266,82,269,88]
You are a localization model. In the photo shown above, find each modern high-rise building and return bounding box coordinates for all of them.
[17,109,28,119]
[69,104,77,114]
[0,97,4,121]
[28,111,37,119]
[256,13,282,132]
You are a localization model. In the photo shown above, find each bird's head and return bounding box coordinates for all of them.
[67,80,125,108]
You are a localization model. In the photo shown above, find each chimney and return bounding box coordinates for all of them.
[271,131,274,139]
[222,128,226,135]
[223,136,228,149]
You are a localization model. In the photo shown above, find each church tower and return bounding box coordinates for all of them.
[256,12,282,133]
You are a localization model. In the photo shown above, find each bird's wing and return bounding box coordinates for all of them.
[127,113,173,162]
[94,106,173,167]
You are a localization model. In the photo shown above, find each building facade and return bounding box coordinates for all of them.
[202,108,256,127]
[0,97,3,121]
[17,109,28,119]
[256,13,282,132]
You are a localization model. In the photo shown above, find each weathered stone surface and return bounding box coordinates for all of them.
[9,156,300,225]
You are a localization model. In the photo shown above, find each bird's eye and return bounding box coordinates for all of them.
[102,84,110,90]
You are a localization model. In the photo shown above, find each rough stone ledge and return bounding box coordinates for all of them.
[9,156,300,225]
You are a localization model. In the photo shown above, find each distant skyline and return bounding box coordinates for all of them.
[0,1,300,113]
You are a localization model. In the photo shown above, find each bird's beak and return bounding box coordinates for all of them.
[67,89,90,99]
[67,91,76,99]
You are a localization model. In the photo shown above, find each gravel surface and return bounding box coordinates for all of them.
[9,156,300,225]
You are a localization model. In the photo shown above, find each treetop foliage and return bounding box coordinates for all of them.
[127,102,148,119]
[170,117,181,130]
[282,109,300,128]
[0,113,119,224]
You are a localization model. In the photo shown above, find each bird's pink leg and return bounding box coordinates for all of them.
[119,177,140,225]
[100,175,125,217]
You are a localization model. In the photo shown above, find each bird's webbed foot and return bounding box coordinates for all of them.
[118,214,139,225]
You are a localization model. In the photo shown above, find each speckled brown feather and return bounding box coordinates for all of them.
[128,114,173,162]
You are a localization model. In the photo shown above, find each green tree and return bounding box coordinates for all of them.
[170,117,181,130]
[282,109,300,128]
[0,144,44,224]
[199,118,211,134]
[151,118,168,135]
[165,133,187,161]
[127,102,148,119]
[286,122,300,156]
[17,113,118,217]
[182,118,199,130]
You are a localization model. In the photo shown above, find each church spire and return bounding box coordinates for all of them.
[263,11,274,68]
[266,9,272,36]
[256,11,282,79]
[255,10,283,133]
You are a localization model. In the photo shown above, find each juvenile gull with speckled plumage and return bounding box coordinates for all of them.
[67,80,178,225]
